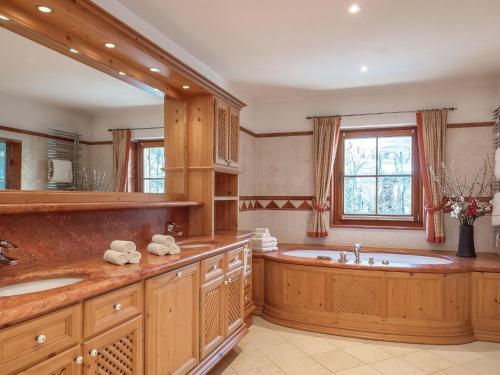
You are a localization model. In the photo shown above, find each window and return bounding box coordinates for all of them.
[332,127,423,229]
[0,139,21,190]
[0,141,6,189]
[138,141,165,193]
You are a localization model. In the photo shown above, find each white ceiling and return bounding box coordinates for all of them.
[0,27,163,113]
[116,0,500,101]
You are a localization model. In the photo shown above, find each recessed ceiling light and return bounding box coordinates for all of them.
[149,67,160,73]
[69,48,79,54]
[118,71,126,76]
[153,88,160,92]
[104,43,116,49]
[182,85,190,90]
[348,4,361,13]
[0,15,9,21]
[37,6,52,13]
[360,65,368,73]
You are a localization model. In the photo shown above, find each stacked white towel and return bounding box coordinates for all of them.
[104,240,142,265]
[252,228,278,252]
[493,193,500,227]
[147,234,181,256]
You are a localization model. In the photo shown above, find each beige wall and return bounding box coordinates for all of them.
[238,131,257,230]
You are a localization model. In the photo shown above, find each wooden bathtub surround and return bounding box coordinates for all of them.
[252,245,500,344]
[0,232,253,374]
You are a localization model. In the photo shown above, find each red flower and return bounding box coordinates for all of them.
[467,198,477,217]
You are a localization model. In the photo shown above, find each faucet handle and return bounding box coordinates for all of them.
[0,239,17,250]
[354,243,362,251]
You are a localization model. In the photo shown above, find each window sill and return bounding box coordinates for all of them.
[330,222,425,230]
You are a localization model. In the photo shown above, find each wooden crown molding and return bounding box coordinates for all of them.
[0,0,245,109]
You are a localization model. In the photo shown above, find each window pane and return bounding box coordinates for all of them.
[344,138,376,176]
[0,142,6,190]
[143,147,165,179]
[144,179,165,193]
[378,136,412,175]
[377,176,412,215]
[344,177,376,215]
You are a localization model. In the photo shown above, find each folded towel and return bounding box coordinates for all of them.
[253,246,278,253]
[253,242,277,249]
[147,243,170,256]
[252,236,277,244]
[152,234,176,245]
[48,159,73,183]
[253,233,271,239]
[167,243,181,255]
[110,240,136,252]
[127,251,142,264]
[255,228,269,234]
[103,249,129,265]
[493,193,500,226]
[496,148,500,180]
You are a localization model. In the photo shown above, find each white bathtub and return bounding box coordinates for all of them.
[282,250,452,266]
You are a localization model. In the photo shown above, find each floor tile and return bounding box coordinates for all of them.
[401,350,455,373]
[290,336,337,355]
[371,357,425,375]
[336,365,383,375]
[236,363,285,375]
[375,341,427,356]
[312,349,362,372]
[257,342,307,363]
[428,345,484,364]
[275,356,332,375]
[228,347,274,372]
[344,343,393,363]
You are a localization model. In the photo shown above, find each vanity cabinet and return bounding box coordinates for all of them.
[200,275,226,358]
[225,267,244,336]
[214,98,240,169]
[145,263,199,375]
[18,346,83,375]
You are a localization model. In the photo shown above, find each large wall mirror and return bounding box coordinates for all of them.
[0,26,177,195]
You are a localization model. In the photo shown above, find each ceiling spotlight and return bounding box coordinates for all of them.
[0,15,10,21]
[37,6,52,13]
[149,67,161,73]
[348,4,361,13]
[104,43,116,49]
[182,85,190,90]
[69,48,79,54]
[118,71,126,76]
[360,65,368,73]
[153,88,160,92]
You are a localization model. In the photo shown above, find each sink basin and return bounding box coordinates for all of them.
[0,277,84,297]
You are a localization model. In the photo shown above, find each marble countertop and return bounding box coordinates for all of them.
[0,231,252,329]
[254,243,500,273]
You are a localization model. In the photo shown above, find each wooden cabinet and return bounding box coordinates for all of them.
[225,267,244,337]
[200,275,226,359]
[19,346,83,375]
[472,272,500,341]
[228,107,240,169]
[83,316,143,375]
[214,98,240,169]
[145,264,199,375]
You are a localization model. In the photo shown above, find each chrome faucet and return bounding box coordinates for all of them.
[166,222,183,237]
[354,243,362,264]
[0,239,18,265]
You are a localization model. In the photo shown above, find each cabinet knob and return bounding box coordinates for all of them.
[224,280,228,285]
[212,265,218,271]
[75,356,84,365]
[113,303,122,312]
[35,334,46,344]
[176,272,183,278]
[228,278,233,283]
[89,349,99,357]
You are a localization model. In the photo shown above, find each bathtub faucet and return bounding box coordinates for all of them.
[354,243,362,264]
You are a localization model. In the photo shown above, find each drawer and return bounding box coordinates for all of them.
[225,247,244,271]
[84,282,143,338]
[0,304,82,375]
[201,254,225,284]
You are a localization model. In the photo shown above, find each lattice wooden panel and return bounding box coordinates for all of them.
[217,107,228,161]
[230,113,239,163]
[95,334,135,375]
[331,275,381,316]
[204,286,222,345]
[227,275,243,327]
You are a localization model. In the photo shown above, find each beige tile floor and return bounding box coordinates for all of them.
[209,317,500,375]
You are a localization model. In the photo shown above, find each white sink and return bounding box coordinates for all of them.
[0,277,84,297]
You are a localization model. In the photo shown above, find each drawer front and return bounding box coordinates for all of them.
[225,247,244,272]
[18,345,82,375]
[84,282,143,338]
[0,304,82,375]
[201,254,225,284]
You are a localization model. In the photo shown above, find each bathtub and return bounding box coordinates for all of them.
[282,249,453,266]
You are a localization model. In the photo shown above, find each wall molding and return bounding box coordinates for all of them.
[239,195,320,211]
[240,122,494,139]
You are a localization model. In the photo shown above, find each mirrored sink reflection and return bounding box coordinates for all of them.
[0,277,85,297]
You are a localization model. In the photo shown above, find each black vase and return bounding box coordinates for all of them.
[457,224,476,258]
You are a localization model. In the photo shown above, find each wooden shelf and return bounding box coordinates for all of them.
[0,201,203,214]
[214,196,238,201]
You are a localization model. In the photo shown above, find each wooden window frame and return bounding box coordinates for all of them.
[137,140,165,193]
[0,138,22,190]
[331,127,423,230]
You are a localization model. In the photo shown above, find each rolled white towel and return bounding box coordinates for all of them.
[147,243,170,256]
[110,240,136,253]
[253,241,278,249]
[127,251,142,264]
[152,234,176,245]
[253,246,278,253]
[495,148,500,180]
[493,193,500,227]
[167,243,181,255]
[103,249,129,265]
[255,228,269,234]
[253,233,271,239]
[252,236,277,244]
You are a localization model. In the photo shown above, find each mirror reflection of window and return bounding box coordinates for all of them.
[0,139,21,190]
[138,141,165,193]
[0,141,6,189]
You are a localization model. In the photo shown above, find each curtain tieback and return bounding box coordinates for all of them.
[425,198,448,213]
[312,199,329,212]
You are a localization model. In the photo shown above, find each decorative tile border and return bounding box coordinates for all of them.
[239,196,329,211]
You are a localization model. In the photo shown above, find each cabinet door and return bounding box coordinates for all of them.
[214,98,229,166]
[200,276,226,359]
[228,107,240,169]
[19,346,83,375]
[225,267,244,336]
[145,264,199,375]
[83,316,143,375]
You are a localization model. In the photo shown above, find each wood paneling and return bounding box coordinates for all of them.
[19,346,82,375]
[225,267,244,337]
[472,272,500,341]
[252,258,265,314]
[165,97,188,197]
[200,276,226,359]
[214,99,230,166]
